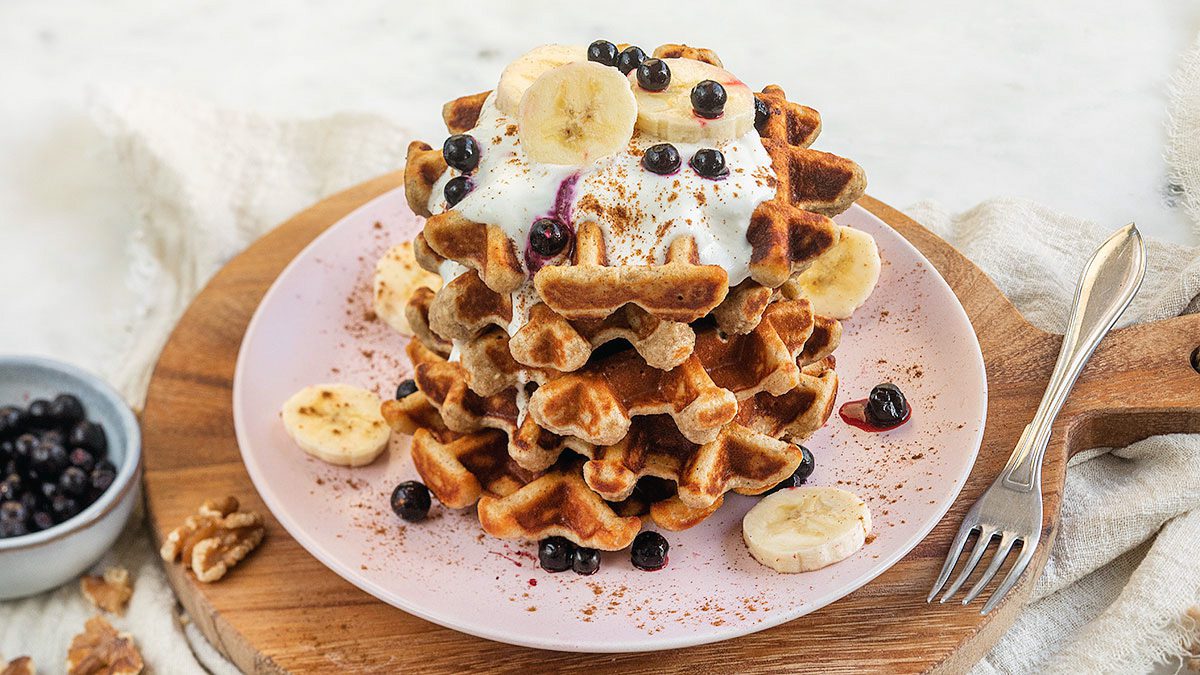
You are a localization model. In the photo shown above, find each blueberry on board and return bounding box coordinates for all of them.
[538,536,575,572]
[865,383,909,427]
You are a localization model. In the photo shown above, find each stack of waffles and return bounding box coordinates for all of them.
[382,43,868,552]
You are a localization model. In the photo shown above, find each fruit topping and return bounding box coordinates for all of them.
[690,80,727,119]
[615,45,647,75]
[538,536,575,572]
[642,143,681,175]
[743,486,871,573]
[529,218,571,257]
[91,461,117,493]
[572,547,601,575]
[517,61,637,165]
[785,226,881,319]
[754,96,770,132]
[69,420,107,454]
[390,480,432,522]
[25,399,53,428]
[636,58,671,92]
[586,40,619,67]
[765,445,815,494]
[395,379,418,400]
[865,383,909,428]
[689,148,728,179]
[629,58,754,144]
[496,44,585,116]
[631,531,669,570]
[444,175,473,207]
[442,134,481,173]
[281,384,391,467]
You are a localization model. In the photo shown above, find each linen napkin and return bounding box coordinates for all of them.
[4,33,1200,671]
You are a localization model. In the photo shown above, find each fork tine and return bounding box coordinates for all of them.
[981,539,1035,615]
[927,523,976,602]
[940,526,996,602]
[961,531,1017,605]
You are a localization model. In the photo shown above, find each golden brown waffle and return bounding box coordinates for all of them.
[442,91,490,134]
[423,211,526,295]
[533,222,729,323]
[527,298,833,446]
[652,43,723,67]
[427,269,512,341]
[404,287,452,357]
[410,427,534,509]
[404,141,446,219]
[477,462,642,550]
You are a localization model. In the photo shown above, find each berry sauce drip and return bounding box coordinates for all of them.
[838,395,913,432]
[524,173,579,274]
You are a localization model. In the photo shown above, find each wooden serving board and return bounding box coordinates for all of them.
[140,172,1200,673]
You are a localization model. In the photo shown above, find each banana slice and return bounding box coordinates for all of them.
[496,43,585,116]
[629,58,754,144]
[785,226,881,319]
[743,487,872,573]
[281,384,391,467]
[373,240,442,336]
[518,61,637,165]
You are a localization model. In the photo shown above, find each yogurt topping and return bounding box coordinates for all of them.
[427,92,778,340]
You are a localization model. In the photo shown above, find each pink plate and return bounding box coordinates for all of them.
[232,190,986,652]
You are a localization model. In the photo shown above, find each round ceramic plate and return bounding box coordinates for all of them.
[232,189,986,652]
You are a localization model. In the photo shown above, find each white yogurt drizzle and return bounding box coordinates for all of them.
[426,92,777,416]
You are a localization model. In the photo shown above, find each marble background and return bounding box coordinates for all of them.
[1,1,1198,370]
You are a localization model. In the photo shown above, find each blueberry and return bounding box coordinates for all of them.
[50,394,85,426]
[538,536,575,572]
[0,519,28,538]
[754,96,770,133]
[0,475,20,502]
[865,383,909,428]
[631,531,669,570]
[18,491,37,515]
[616,46,646,75]
[444,175,473,207]
[0,440,11,463]
[690,80,727,119]
[390,480,431,522]
[572,547,601,575]
[39,429,64,447]
[395,379,418,400]
[442,134,480,173]
[69,447,95,473]
[68,421,107,454]
[90,464,117,495]
[51,494,79,521]
[0,500,26,524]
[0,406,25,438]
[13,434,37,465]
[529,218,570,257]
[587,40,619,67]
[689,149,728,179]
[642,143,681,175]
[30,511,54,531]
[766,446,816,494]
[40,481,58,500]
[59,467,88,497]
[31,441,68,478]
[25,399,53,428]
[636,58,671,92]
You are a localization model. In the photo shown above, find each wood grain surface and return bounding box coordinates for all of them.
[139,174,1200,674]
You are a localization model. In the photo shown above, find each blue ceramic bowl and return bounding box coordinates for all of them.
[0,355,142,599]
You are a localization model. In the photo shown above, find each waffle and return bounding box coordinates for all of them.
[410,427,534,509]
[404,286,452,357]
[422,210,526,295]
[527,298,836,446]
[404,142,445,219]
[443,91,490,134]
[651,43,723,67]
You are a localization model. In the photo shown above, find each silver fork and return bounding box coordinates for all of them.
[928,223,1146,614]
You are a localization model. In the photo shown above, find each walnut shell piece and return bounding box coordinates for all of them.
[65,616,143,675]
[160,496,265,583]
[81,567,134,615]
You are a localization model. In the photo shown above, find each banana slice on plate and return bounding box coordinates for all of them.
[742,486,872,573]
[518,61,637,165]
[785,226,881,319]
[281,384,391,467]
[496,43,585,116]
[629,58,755,144]
[373,240,442,336]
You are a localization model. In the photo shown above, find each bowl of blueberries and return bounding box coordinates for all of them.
[0,355,141,599]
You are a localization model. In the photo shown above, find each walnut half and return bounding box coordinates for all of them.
[66,616,143,675]
[81,567,133,616]
[160,496,265,583]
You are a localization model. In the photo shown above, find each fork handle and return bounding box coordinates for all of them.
[1000,224,1146,492]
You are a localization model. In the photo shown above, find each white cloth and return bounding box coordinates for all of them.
[4,35,1200,673]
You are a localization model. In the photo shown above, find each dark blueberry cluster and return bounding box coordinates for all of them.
[765,445,815,495]
[0,394,116,539]
[642,143,681,175]
[615,46,647,75]
[753,96,771,133]
[390,480,431,522]
[538,536,601,575]
[865,383,910,428]
[587,40,619,67]
[444,175,473,207]
[529,218,571,257]
[442,133,481,206]
[689,148,728,179]
[630,531,669,571]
